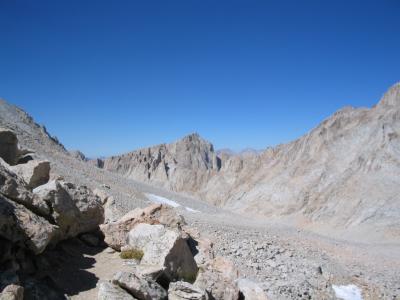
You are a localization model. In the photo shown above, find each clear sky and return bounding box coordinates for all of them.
[1,1,399,157]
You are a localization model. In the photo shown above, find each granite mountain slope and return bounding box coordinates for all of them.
[100,83,400,234]
[1,83,399,236]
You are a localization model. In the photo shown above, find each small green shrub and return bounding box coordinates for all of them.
[178,269,198,284]
[119,248,144,260]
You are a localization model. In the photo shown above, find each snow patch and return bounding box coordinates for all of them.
[145,193,181,208]
[145,194,201,212]
[185,207,200,213]
[332,284,363,300]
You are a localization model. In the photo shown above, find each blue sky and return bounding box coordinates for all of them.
[1,1,399,157]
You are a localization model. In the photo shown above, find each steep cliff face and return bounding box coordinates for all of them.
[102,133,221,194]
[101,83,400,229]
[203,83,400,228]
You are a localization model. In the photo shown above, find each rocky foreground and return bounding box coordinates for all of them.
[0,128,267,299]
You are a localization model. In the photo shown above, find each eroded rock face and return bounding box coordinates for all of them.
[194,257,240,300]
[10,160,50,189]
[33,180,104,239]
[127,223,198,283]
[93,188,110,205]
[183,227,214,267]
[102,133,221,194]
[103,196,120,223]
[112,271,167,300]
[100,204,185,250]
[0,128,19,166]
[0,158,49,216]
[237,279,268,300]
[168,281,207,300]
[97,281,136,300]
[98,83,400,233]
[0,194,58,254]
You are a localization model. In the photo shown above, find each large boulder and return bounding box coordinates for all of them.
[237,279,268,300]
[194,257,240,300]
[100,204,185,250]
[0,128,18,165]
[33,180,104,240]
[0,195,58,254]
[103,196,120,223]
[127,223,198,283]
[97,281,136,300]
[112,271,167,300]
[10,160,50,189]
[168,281,207,300]
[93,188,110,205]
[0,158,49,216]
[62,182,105,233]
[183,226,214,267]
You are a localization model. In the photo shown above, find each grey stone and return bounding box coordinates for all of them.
[168,281,206,300]
[194,257,239,300]
[10,160,50,189]
[33,180,104,240]
[0,128,18,165]
[0,194,58,254]
[112,271,167,300]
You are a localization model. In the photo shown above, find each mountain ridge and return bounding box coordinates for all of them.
[96,82,400,234]
[1,83,399,235]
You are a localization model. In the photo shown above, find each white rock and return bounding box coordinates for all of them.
[97,281,135,300]
[127,223,197,282]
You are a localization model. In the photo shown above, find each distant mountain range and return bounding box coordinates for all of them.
[1,82,399,237]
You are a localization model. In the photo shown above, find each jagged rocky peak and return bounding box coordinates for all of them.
[377,81,400,108]
[102,133,221,192]
[69,150,87,161]
[170,132,219,169]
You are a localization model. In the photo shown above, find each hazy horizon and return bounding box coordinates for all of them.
[1,1,399,157]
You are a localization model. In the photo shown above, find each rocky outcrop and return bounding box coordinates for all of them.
[168,281,206,300]
[98,83,400,232]
[100,204,185,250]
[33,180,104,239]
[127,223,198,283]
[0,192,58,255]
[112,271,167,300]
[0,128,19,166]
[0,129,105,298]
[194,257,240,300]
[0,158,49,215]
[99,205,249,300]
[10,160,50,189]
[102,133,221,194]
[69,150,87,161]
